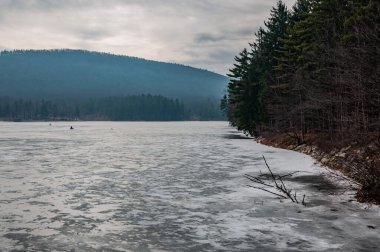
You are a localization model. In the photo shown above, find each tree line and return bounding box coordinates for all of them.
[222,0,379,142]
[0,95,186,121]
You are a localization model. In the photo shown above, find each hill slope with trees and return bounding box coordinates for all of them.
[0,49,227,100]
[0,49,228,120]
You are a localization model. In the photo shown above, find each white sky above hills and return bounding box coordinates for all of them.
[0,0,296,74]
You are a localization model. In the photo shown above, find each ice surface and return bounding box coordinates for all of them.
[0,121,379,251]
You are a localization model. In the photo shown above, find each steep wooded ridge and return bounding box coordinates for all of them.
[0,49,227,100]
[222,0,380,203]
[0,49,228,120]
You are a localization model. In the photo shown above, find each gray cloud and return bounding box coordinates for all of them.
[0,0,296,74]
[195,33,227,43]
[77,28,113,41]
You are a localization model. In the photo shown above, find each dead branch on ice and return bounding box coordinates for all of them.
[245,155,306,206]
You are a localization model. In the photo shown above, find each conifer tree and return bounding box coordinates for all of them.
[224,0,379,139]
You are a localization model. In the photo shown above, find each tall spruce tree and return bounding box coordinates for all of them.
[224,0,379,138]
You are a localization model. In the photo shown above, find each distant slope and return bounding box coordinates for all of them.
[0,50,228,101]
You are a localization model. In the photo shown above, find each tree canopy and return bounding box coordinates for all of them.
[223,0,380,141]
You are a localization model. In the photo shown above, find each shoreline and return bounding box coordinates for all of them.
[257,133,380,205]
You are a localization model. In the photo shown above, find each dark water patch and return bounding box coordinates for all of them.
[287,175,341,193]
[222,134,253,140]
[286,239,313,250]
[319,215,339,221]
[4,233,31,244]
[8,228,32,233]
[72,202,93,211]
[1,214,23,221]
[305,199,332,207]
[58,215,102,234]
[8,176,24,179]
[354,238,380,251]
[33,215,48,221]
[5,190,21,194]
[28,201,54,206]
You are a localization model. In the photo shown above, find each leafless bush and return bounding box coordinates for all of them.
[351,152,380,203]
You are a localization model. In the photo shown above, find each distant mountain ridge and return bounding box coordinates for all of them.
[0,49,228,101]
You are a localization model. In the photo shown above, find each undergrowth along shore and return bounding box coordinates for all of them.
[258,133,380,205]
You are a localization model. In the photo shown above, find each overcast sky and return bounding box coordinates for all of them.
[0,0,296,74]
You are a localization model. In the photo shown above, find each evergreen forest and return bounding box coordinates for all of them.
[222,0,379,141]
[0,95,186,121]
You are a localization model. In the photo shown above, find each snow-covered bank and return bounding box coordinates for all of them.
[0,122,379,251]
[222,134,380,251]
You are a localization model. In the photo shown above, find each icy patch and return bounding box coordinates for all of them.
[0,121,379,251]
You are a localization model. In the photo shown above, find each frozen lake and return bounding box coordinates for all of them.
[0,121,379,251]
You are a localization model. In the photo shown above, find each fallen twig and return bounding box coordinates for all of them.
[245,155,307,206]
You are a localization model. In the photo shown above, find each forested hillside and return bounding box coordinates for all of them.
[0,50,227,100]
[222,0,379,202]
[0,49,227,120]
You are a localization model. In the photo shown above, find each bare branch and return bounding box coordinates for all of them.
[247,185,288,199]
[245,156,307,205]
